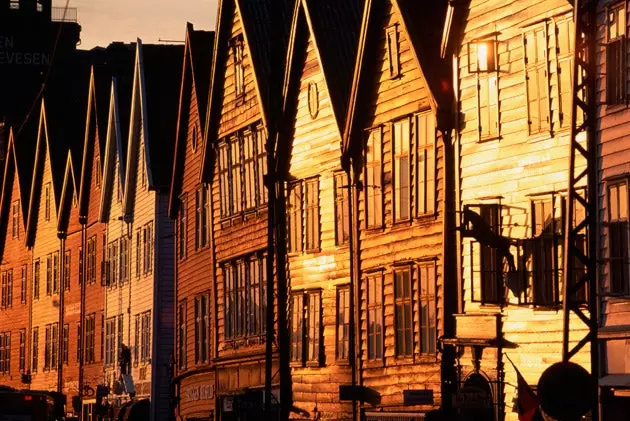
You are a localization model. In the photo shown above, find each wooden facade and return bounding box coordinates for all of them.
[443,1,591,420]
[169,24,216,421]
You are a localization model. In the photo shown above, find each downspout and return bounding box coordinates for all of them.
[78,216,88,419]
[58,232,66,393]
[28,246,33,391]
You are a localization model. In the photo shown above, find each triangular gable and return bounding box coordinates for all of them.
[342,0,452,169]
[98,78,129,222]
[57,151,80,233]
[25,99,66,246]
[168,25,215,218]
[79,65,109,219]
[0,129,28,249]
[201,0,295,181]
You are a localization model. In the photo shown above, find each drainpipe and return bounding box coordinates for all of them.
[58,231,66,394]
[78,216,87,419]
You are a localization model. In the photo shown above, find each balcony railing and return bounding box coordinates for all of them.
[51,6,78,23]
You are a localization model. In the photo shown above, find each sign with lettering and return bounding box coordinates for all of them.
[452,387,493,409]
[184,385,214,402]
[403,389,434,406]
[0,35,51,66]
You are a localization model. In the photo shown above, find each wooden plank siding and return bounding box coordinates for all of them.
[452,1,591,419]
[352,1,445,413]
[0,138,31,389]
[284,28,352,420]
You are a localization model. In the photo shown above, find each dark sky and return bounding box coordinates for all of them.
[54,0,218,48]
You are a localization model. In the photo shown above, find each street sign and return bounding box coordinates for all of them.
[403,390,434,406]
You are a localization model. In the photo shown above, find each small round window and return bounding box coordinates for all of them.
[192,126,199,152]
[308,82,319,119]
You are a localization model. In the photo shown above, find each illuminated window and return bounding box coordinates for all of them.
[290,290,322,366]
[393,118,411,221]
[416,112,436,215]
[365,128,383,228]
[336,286,350,360]
[607,3,627,105]
[287,182,303,253]
[608,181,629,293]
[523,26,550,134]
[367,273,383,360]
[386,25,400,78]
[304,179,320,251]
[334,172,350,246]
[394,268,413,357]
[10,0,19,10]
[469,40,496,73]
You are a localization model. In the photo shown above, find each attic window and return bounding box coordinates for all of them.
[386,25,400,79]
[10,0,19,10]
[95,156,101,188]
[308,82,319,119]
[192,126,199,152]
[44,183,51,221]
[232,35,245,99]
[468,40,497,73]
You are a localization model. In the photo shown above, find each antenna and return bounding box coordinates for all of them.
[157,38,185,44]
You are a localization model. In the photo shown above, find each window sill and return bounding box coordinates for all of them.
[290,361,303,368]
[527,131,553,143]
[363,360,384,369]
[335,359,350,366]
[305,360,322,368]
[605,104,629,115]
[478,135,501,143]
[415,213,438,224]
[363,225,386,236]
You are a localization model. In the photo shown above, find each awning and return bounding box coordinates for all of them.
[600,375,630,388]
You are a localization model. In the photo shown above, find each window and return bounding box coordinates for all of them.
[607,3,627,105]
[194,294,209,364]
[524,25,550,134]
[287,182,303,253]
[142,222,154,274]
[179,195,187,259]
[95,156,102,188]
[63,324,69,364]
[1,270,12,309]
[87,236,96,283]
[46,255,52,295]
[10,0,19,10]
[64,251,70,291]
[101,234,107,285]
[134,315,139,363]
[365,128,383,228]
[53,252,59,294]
[178,301,186,370]
[0,332,9,374]
[223,253,267,342]
[290,290,322,365]
[77,323,82,363]
[394,268,413,357]
[609,182,629,293]
[556,17,575,126]
[393,118,411,221]
[304,179,320,251]
[367,273,383,360]
[470,204,502,304]
[419,264,436,354]
[32,327,38,372]
[44,182,51,221]
[135,231,141,278]
[44,323,58,371]
[469,41,499,139]
[386,25,400,78]
[117,315,124,363]
[85,314,95,363]
[334,173,350,246]
[107,241,118,287]
[218,142,230,217]
[21,265,26,304]
[33,260,40,300]
[243,131,256,210]
[232,36,245,98]
[19,329,25,372]
[336,286,350,361]
[192,126,199,152]
[416,113,436,215]
[12,200,19,238]
[231,137,242,214]
[140,311,151,363]
[195,185,210,249]
[120,237,129,283]
[105,317,115,365]
[79,246,84,285]
[256,128,268,206]
[141,150,147,188]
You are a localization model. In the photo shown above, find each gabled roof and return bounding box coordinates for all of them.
[131,41,184,191]
[201,0,295,180]
[57,151,80,233]
[168,24,215,218]
[0,128,29,249]
[342,0,453,169]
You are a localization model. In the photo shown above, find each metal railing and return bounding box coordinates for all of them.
[51,6,78,23]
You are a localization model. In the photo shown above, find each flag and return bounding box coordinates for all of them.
[508,356,541,421]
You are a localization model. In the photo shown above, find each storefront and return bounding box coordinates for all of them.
[176,371,216,421]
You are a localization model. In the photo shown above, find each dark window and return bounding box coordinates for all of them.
[143,222,153,274]
[20,265,26,304]
[85,314,95,363]
[0,332,9,374]
[194,295,209,364]
[19,329,25,371]
[419,264,437,354]
[393,118,411,222]
[12,200,19,238]
[77,323,82,363]
[290,290,322,365]
[288,182,303,253]
[256,127,268,206]
[44,183,51,221]
[609,182,629,293]
[365,128,383,228]
[195,185,210,249]
[336,286,350,361]
[44,323,58,371]
[524,25,550,134]
[607,4,627,105]
[105,317,115,365]
[79,246,84,285]
[243,130,256,210]
[88,236,97,283]
[62,324,69,364]
[290,293,304,363]
[179,195,187,259]
[306,291,321,364]
[140,311,151,363]
[305,179,320,251]
[33,260,40,300]
[32,327,38,372]
[117,315,124,358]
[529,199,563,305]
[119,237,129,284]
[394,268,413,357]
[232,36,245,98]
[367,273,383,360]
[178,301,186,370]
[218,142,231,217]
[469,204,503,304]
[334,173,350,246]
[64,251,70,291]
[386,25,400,78]
[1,270,12,309]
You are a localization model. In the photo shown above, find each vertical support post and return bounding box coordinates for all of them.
[58,235,66,393]
[562,0,599,419]
[78,218,87,419]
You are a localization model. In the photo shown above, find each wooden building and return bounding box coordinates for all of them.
[0,127,35,389]
[341,0,453,419]
[596,0,630,417]
[278,0,363,419]
[442,1,591,420]
[168,24,216,421]
[76,61,111,418]
[202,0,293,418]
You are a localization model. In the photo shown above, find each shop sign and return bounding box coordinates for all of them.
[184,385,215,402]
[452,387,492,409]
